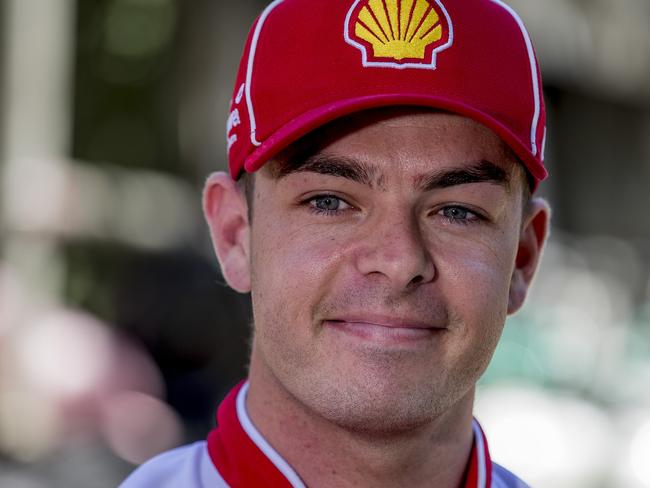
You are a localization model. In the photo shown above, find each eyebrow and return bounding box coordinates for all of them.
[274,154,509,191]
[274,153,379,187]
[415,159,510,192]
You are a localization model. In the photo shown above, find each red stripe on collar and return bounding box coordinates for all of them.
[207,381,295,487]
[207,380,492,488]
[463,420,493,488]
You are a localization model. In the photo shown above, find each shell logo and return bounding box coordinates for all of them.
[345,0,454,70]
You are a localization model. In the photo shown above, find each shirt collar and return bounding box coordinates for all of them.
[207,380,492,488]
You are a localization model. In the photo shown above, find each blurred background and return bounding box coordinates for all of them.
[0,0,648,486]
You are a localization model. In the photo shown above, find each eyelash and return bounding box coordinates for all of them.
[438,205,484,225]
[305,194,352,216]
[304,195,484,225]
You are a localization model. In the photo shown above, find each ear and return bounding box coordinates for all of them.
[203,172,251,293]
[508,198,551,315]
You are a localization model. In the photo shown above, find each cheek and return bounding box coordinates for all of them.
[249,219,347,326]
[431,241,515,382]
[436,233,518,333]
[248,220,352,372]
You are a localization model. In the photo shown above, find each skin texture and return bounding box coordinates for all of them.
[203,109,550,487]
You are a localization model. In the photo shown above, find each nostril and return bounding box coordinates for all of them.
[409,275,424,286]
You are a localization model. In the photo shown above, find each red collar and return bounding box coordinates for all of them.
[207,381,492,488]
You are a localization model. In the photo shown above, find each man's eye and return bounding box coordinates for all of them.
[309,195,351,214]
[439,206,479,224]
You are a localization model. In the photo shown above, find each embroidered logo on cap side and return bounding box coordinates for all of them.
[344,0,453,70]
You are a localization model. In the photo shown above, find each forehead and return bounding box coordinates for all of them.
[270,108,520,181]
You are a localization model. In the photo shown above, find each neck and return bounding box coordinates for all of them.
[246,353,476,488]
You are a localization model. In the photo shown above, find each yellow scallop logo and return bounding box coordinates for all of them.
[345,0,453,69]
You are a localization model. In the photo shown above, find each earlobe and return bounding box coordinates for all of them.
[508,198,551,315]
[203,172,251,293]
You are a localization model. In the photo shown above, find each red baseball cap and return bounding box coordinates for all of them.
[226,0,548,189]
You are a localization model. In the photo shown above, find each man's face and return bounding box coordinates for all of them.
[235,110,537,433]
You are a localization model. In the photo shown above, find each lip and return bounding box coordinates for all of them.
[327,313,443,330]
[323,314,445,345]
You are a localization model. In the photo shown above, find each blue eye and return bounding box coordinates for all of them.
[440,206,479,224]
[313,196,344,211]
[308,195,352,215]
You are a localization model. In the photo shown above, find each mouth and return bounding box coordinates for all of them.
[323,315,446,345]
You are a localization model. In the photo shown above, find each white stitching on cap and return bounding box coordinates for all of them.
[246,0,286,147]
[489,0,541,157]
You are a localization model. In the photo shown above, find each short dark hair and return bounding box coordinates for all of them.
[237,172,255,222]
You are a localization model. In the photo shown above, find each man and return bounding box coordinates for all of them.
[122,0,549,486]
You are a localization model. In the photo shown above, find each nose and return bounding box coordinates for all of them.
[354,210,436,291]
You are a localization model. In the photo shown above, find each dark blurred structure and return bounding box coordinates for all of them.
[1,0,649,487]
[68,0,263,435]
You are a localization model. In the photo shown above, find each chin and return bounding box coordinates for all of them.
[293,372,467,437]
[323,402,438,437]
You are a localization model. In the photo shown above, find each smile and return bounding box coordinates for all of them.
[323,316,445,345]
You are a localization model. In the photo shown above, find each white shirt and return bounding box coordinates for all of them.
[121,381,530,488]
